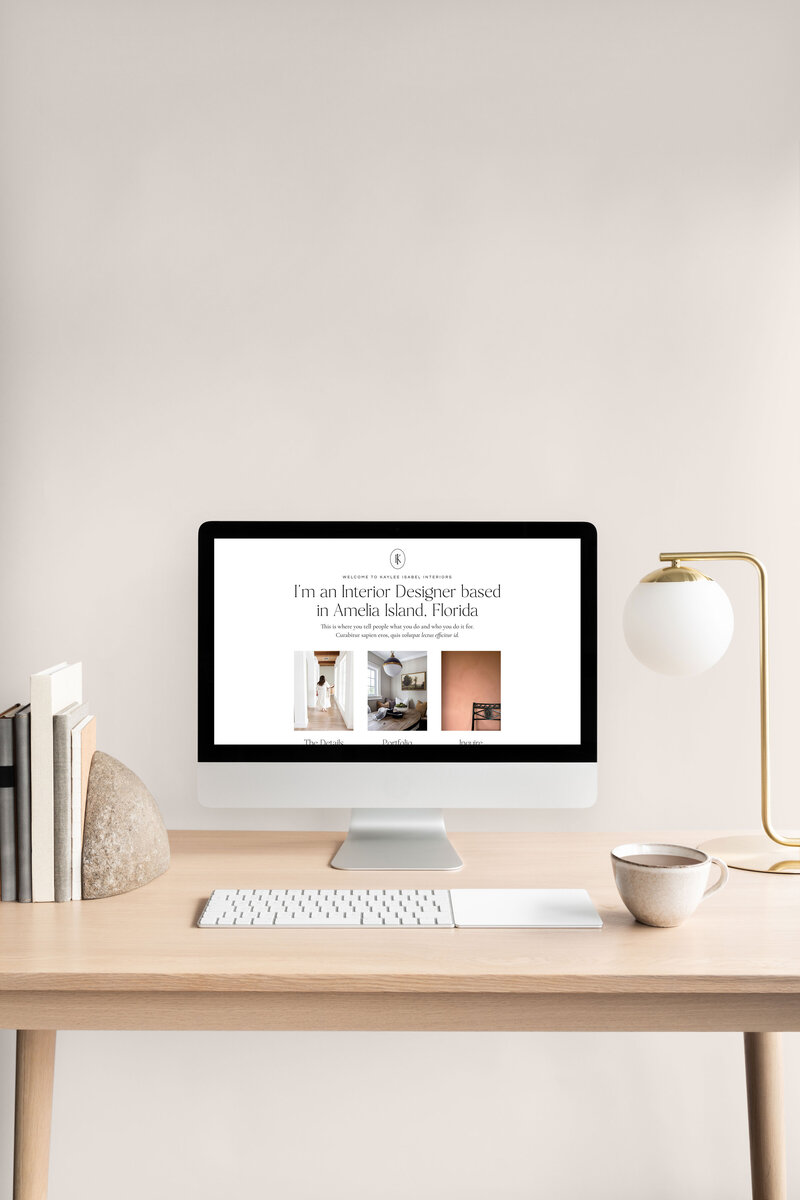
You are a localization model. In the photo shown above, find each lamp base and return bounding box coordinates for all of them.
[698,834,800,874]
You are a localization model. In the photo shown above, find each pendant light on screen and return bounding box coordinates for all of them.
[383,651,403,677]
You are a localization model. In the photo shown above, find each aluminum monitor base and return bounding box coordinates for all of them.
[330,808,464,871]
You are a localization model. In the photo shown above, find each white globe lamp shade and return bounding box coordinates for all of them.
[383,652,403,677]
[623,566,734,676]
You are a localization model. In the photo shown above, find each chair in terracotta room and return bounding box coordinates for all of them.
[472,702,501,731]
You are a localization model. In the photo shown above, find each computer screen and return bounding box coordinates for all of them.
[198,521,596,869]
[198,521,596,764]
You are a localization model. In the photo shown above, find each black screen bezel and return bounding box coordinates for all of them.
[198,520,597,763]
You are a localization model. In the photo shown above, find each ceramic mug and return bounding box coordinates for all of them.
[611,842,729,928]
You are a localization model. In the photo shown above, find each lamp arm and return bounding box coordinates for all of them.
[658,551,798,849]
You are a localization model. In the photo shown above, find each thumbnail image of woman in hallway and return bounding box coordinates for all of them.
[316,674,331,712]
[293,650,355,732]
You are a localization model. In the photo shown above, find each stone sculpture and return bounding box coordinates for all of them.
[82,751,170,899]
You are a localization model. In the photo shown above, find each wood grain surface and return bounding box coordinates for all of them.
[0,831,798,1031]
[2,829,799,991]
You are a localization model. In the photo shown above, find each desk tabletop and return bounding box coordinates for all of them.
[1,830,799,999]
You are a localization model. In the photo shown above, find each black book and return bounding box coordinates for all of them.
[13,705,32,902]
[0,703,21,901]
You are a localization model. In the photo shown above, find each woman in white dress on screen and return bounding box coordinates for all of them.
[316,675,331,711]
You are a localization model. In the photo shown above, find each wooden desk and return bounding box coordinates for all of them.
[2,830,798,1200]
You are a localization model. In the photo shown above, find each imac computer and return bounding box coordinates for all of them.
[198,521,597,870]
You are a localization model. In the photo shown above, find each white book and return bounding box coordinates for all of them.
[30,663,82,902]
[70,714,95,900]
[54,701,89,902]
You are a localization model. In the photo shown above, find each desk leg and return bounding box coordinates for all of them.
[744,1032,786,1200]
[14,1031,56,1200]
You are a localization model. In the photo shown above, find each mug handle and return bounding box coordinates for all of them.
[703,856,729,899]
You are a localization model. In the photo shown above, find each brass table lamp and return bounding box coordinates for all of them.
[624,551,800,874]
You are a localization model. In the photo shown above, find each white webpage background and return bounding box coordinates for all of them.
[214,537,582,746]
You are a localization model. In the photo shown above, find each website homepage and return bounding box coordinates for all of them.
[214,537,581,748]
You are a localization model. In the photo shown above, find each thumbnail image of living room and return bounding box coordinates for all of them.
[293,650,354,731]
[367,650,428,731]
[441,651,501,731]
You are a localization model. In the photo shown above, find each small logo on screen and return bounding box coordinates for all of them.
[390,549,406,570]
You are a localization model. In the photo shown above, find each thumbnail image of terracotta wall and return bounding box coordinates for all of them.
[441,651,501,731]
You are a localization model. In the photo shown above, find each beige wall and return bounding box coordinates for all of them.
[1,1,799,1196]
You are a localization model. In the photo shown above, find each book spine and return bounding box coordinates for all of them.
[53,715,72,902]
[13,710,32,902]
[30,663,81,901]
[70,715,93,899]
[75,719,96,900]
[0,720,17,900]
[31,676,56,902]
[70,725,83,900]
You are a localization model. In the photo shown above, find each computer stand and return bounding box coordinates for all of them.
[330,808,463,871]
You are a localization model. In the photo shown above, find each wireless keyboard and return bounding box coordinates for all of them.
[198,888,602,928]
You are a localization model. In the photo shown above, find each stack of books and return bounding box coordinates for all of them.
[0,662,96,902]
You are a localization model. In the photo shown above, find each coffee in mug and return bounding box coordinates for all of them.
[611,842,728,928]
[622,853,699,868]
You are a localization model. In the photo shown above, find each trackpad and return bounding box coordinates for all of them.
[450,889,602,928]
